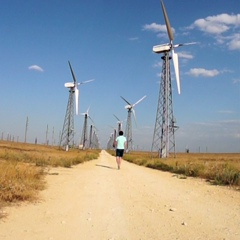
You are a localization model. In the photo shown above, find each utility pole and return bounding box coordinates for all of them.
[52,127,55,146]
[24,116,28,143]
[45,124,49,145]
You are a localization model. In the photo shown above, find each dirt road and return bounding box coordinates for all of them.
[0,150,240,240]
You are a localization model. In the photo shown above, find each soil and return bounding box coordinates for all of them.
[0,150,240,240]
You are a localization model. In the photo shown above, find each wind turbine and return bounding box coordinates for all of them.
[151,0,194,158]
[107,125,117,149]
[89,122,98,149]
[91,130,100,149]
[89,125,99,149]
[107,132,115,150]
[79,107,94,150]
[113,114,124,134]
[121,95,146,152]
[60,61,94,151]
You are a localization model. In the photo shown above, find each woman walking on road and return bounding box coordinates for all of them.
[114,131,127,170]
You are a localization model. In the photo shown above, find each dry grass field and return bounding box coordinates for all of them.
[108,150,240,188]
[0,141,100,206]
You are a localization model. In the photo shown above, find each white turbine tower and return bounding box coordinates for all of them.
[121,95,146,152]
[60,61,94,151]
[151,0,195,158]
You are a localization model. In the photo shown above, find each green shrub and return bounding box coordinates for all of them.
[213,165,240,186]
[146,161,173,172]
[116,151,240,188]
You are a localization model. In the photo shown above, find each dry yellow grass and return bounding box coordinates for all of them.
[0,141,100,213]
[0,141,100,168]
[0,161,45,202]
[108,150,240,187]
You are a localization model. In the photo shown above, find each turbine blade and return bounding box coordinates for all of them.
[173,42,198,48]
[161,0,174,42]
[93,125,99,131]
[80,79,95,85]
[120,96,131,105]
[89,116,94,124]
[172,50,181,94]
[68,61,78,84]
[113,114,121,122]
[86,106,90,115]
[132,109,137,127]
[75,87,79,114]
[133,95,146,107]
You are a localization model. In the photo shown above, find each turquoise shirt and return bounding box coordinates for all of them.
[116,135,126,149]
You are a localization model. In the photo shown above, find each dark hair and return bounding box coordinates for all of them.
[119,130,123,135]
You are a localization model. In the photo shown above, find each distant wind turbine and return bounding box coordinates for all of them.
[121,95,146,152]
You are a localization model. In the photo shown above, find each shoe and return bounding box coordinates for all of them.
[118,165,120,170]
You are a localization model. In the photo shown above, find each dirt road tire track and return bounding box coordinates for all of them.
[0,150,239,239]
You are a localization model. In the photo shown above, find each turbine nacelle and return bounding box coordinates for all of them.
[153,42,197,54]
[64,82,75,88]
[153,43,171,54]
[125,105,132,110]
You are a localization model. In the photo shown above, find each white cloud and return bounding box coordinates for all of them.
[28,65,44,72]
[207,13,240,25]
[233,78,240,84]
[228,33,240,50]
[191,13,240,35]
[142,22,175,38]
[189,13,240,50]
[178,51,194,59]
[129,37,139,41]
[142,22,166,32]
[215,33,240,50]
[218,110,235,114]
[193,18,229,34]
[186,68,219,77]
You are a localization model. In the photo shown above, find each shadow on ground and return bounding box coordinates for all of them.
[95,164,116,170]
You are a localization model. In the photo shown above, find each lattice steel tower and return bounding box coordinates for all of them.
[150,0,194,157]
[59,87,75,151]
[125,109,133,152]
[59,61,94,151]
[121,95,146,152]
[80,113,88,150]
[151,53,178,158]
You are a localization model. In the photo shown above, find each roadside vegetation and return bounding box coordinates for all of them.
[108,150,240,188]
[0,141,100,213]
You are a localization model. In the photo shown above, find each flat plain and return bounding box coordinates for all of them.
[0,147,240,240]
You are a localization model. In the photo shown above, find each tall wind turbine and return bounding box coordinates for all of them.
[121,95,146,152]
[79,107,94,150]
[91,129,99,149]
[113,114,124,134]
[151,0,195,158]
[107,132,115,150]
[89,123,98,149]
[60,61,94,151]
[88,124,93,149]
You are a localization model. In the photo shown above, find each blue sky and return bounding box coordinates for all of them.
[0,0,239,153]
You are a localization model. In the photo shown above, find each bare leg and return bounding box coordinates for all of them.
[116,156,120,169]
[118,157,122,169]
[116,156,122,169]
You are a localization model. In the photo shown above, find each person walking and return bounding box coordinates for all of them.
[114,130,127,170]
